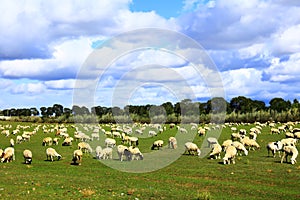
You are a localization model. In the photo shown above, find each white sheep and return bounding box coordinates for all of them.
[53,137,59,145]
[209,143,222,159]
[240,137,260,151]
[42,137,53,146]
[78,142,93,153]
[267,141,283,157]
[72,149,83,165]
[23,149,32,164]
[281,138,297,147]
[1,147,15,163]
[46,148,61,161]
[128,146,144,160]
[10,138,14,147]
[91,132,100,141]
[232,141,248,156]
[184,142,201,156]
[105,138,116,148]
[16,135,23,144]
[62,137,73,146]
[98,147,113,160]
[168,137,177,149]
[223,145,237,164]
[281,145,298,164]
[151,140,164,150]
[148,130,157,137]
[95,146,103,159]
[222,139,233,151]
[128,136,139,146]
[117,145,132,161]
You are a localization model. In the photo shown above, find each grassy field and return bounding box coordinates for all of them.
[0,121,299,200]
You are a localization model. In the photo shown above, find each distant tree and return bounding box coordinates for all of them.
[53,104,63,117]
[46,107,54,117]
[230,96,252,114]
[161,102,174,115]
[63,108,72,118]
[207,97,228,114]
[40,107,47,117]
[30,107,39,116]
[269,98,291,112]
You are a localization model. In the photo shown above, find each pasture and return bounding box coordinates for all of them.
[0,121,299,199]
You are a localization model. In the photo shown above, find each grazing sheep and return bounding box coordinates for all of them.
[249,131,257,140]
[1,147,15,163]
[91,133,100,141]
[148,130,157,137]
[209,143,222,159]
[10,138,14,147]
[42,137,53,146]
[98,147,113,160]
[168,137,177,149]
[23,149,32,164]
[180,128,188,134]
[267,141,283,158]
[207,137,218,148]
[281,145,298,164]
[281,138,297,147]
[198,127,206,136]
[62,137,73,146]
[128,136,139,146]
[16,135,23,144]
[78,142,93,153]
[128,146,144,160]
[222,139,233,151]
[72,149,83,165]
[46,148,61,161]
[95,146,103,159]
[241,137,260,151]
[294,132,300,139]
[223,145,237,164]
[105,138,116,148]
[271,128,280,134]
[231,133,242,141]
[53,137,59,145]
[151,140,164,150]
[117,145,132,161]
[184,142,201,156]
[232,141,248,156]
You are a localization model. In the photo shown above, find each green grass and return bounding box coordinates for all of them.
[0,121,299,199]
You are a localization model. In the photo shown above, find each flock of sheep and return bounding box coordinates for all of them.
[0,121,299,166]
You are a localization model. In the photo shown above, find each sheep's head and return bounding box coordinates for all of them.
[244,150,249,156]
[57,155,61,160]
[197,149,201,157]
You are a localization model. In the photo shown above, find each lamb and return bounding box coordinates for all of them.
[168,137,177,149]
[151,140,164,150]
[1,147,15,163]
[209,143,222,159]
[281,145,298,164]
[128,146,144,160]
[105,138,116,148]
[42,137,53,146]
[184,142,201,156]
[249,131,257,140]
[267,141,283,158]
[46,148,61,161]
[117,145,132,161]
[223,145,237,164]
[232,141,248,156]
[78,142,93,153]
[10,138,14,147]
[23,149,32,164]
[72,149,83,165]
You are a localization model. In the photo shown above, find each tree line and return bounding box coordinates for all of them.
[0,96,299,123]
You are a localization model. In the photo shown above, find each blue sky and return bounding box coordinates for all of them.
[0,0,300,109]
